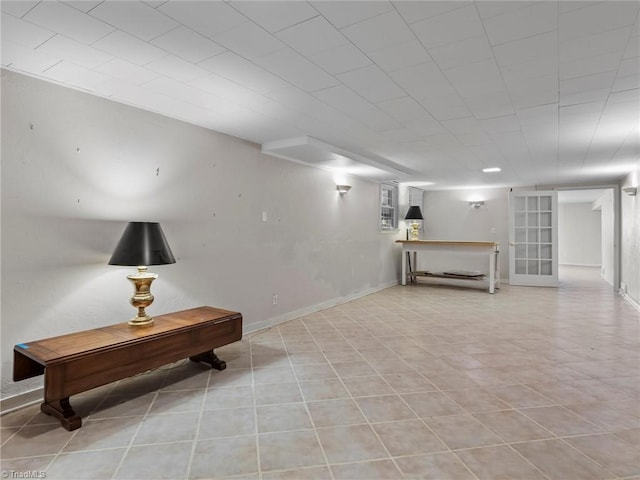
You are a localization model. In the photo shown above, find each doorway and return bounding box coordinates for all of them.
[557,188,616,289]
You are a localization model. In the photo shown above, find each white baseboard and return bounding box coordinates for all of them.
[0,388,43,415]
[244,280,399,336]
[620,290,640,313]
[1,280,399,415]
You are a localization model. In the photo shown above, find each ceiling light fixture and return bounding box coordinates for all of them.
[482,167,501,173]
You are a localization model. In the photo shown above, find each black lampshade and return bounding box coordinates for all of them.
[405,206,424,220]
[109,222,176,266]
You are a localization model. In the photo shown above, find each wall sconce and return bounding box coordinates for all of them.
[469,201,485,209]
[336,184,352,195]
[623,187,637,196]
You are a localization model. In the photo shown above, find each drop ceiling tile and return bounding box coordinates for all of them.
[475,1,536,20]
[560,27,631,63]
[441,116,483,134]
[229,0,318,33]
[313,85,400,131]
[375,96,431,123]
[483,2,557,46]
[480,114,521,133]
[1,40,60,73]
[44,60,110,90]
[560,1,639,42]
[36,34,113,69]
[561,70,617,96]
[403,116,447,136]
[145,54,210,83]
[214,22,285,59]
[310,0,393,29]
[95,58,160,85]
[62,1,103,13]
[394,1,470,24]
[337,65,405,102]
[151,26,226,63]
[23,1,114,44]
[618,56,640,78]
[464,90,515,120]
[89,1,178,41]
[444,59,505,97]
[276,16,348,56]
[500,57,558,83]
[418,94,471,121]
[388,61,454,100]
[612,73,640,92]
[429,35,493,70]
[560,88,610,107]
[341,11,414,53]
[410,5,484,49]
[368,39,432,72]
[1,0,39,18]
[1,13,54,49]
[199,51,290,94]
[308,43,372,75]
[93,30,167,65]
[145,76,230,111]
[623,38,639,59]
[254,48,339,92]
[158,0,247,38]
[508,74,559,109]
[560,52,623,80]
[493,31,557,67]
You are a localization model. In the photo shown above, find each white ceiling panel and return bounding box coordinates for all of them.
[254,48,340,92]
[483,2,557,46]
[367,39,432,72]
[276,16,347,56]
[198,51,290,94]
[23,1,114,44]
[1,39,60,73]
[410,5,484,49]
[158,0,247,38]
[36,34,113,69]
[229,0,318,33]
[145,54,210,83]
[89,1,178,41]
[337,65,405,103]
[151,26,226,64]
[560,1,640,42]
[308,43,371,75]
[1,0,637,189]
[214,21,285,60]
[429,35,493,70]
[1,1,41,18]
[2,13,54,49]
[95,58,160,85]
[341,11,414,53]
[310,1,393,29]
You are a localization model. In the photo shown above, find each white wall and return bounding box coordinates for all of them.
[593,190,615,286]
[0,70,402,400]
[420,188,509,279]
[620,166,640,306]
[558,203,602,266]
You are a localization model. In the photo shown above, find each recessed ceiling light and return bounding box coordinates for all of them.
[482,167,501,173]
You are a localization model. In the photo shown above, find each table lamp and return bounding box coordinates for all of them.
[405,206,423,240]
[109,222,176,327]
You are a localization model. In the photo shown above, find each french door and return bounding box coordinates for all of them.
[508,191,558,287]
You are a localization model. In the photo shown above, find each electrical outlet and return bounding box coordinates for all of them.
[272,294,278,305]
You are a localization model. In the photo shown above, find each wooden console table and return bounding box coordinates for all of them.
[396,240,500,293]
[13,306,242,430]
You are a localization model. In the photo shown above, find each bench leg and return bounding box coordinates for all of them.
[41,397,82,431]
[189,350,226,370]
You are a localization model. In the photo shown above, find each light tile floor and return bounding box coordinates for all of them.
[2,266,639,479]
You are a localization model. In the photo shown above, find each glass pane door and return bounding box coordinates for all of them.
[509,191,558,287]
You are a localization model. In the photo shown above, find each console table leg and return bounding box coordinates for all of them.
[189,350,227,370]
[41,397,82,431]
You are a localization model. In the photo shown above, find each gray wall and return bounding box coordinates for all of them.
[1,70,401,400]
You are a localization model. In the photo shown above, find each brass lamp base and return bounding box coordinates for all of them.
[126,266,157,327]
[409,222,420,240]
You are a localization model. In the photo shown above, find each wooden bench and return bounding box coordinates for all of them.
[13,306,242,430]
